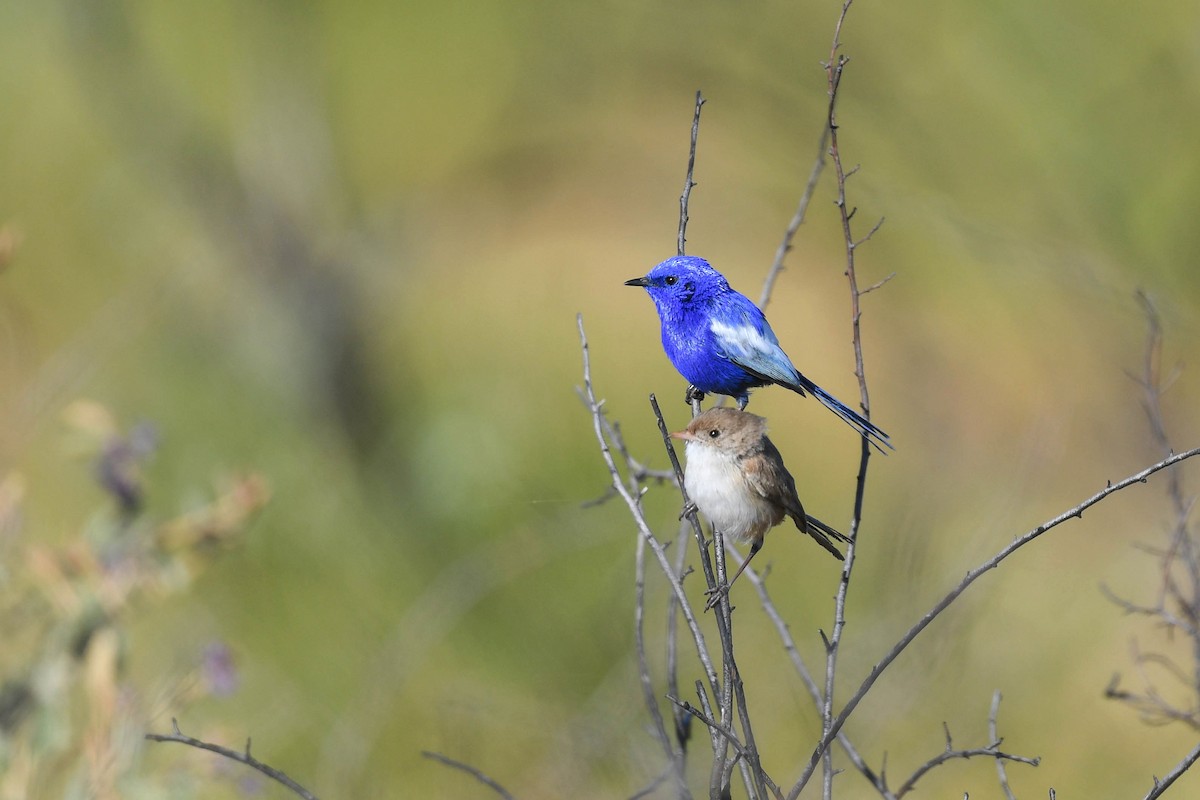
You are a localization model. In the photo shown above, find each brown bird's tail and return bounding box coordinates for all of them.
[796,514,850,561]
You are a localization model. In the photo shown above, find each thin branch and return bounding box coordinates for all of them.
[989,691,1019,800]
[694,679,738,798]
[579,318,738,796]
[1142,740,1200,800]
[1101,583,1199,640]
[759,122,831,310]
[695,679,723,759]
[667,695,784,800]
[734,544,889,796]
[422,751,516,800]
[578,316,721,700]
[579,371,692,786]
[1136,648,1196,693]
[787,446,1200,799]
[859,272,896,296]
[666,695,750,760]
[880,696,1038,798]
[893,741,1036,799]
[1107,638,1200,729]
[678,91,706,256]
[648,395,769,799]
[667,519,693,753]
[1105,293,1200,741]
[629,768,673,800]
[853,216,886,249]
[575,387,677,503]
[146,718,318,800]
[816,1,885,797]
[635,526,691,797]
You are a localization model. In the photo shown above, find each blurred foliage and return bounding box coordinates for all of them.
[0,402,266,798]
[0,0,1199,797]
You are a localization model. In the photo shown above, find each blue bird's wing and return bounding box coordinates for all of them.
[712,298,894,453]
[709,304,803,390]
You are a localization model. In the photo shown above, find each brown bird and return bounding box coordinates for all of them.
[671,407,848,597]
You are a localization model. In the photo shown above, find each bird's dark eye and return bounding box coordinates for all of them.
[708,429,720,438]
[664,275,678,286]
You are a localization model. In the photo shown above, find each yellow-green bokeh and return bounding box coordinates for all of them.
[2,0,1199,796]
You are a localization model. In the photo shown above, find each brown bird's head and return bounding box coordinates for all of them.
[670,407,769,455]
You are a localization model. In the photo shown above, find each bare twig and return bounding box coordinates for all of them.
[422,751,516,800]
[635,525,691,796]
[666,695,750,760]
[648,395,770,799]
[575,388,676,510]
[750,570,1037,800]
[1107,640,1200,729]
[694,679,723,763]
[579,330,730,792]
[1100,584,1199,640]
[734,548,888,796]
[584,86,774,795]
[667,519,693,754]
[1142,740,1200,800]
[893,739,1036,798]
[669,693,783,800]
[883,691,1038,798]
[678,91,706,256]
[596,379,689,796]
[759,123,830,310]
[814,1,887,797]
[146,718,318,800]
[629,768,673,800]
[989,691,1020,800]
[860,272,896,296]
[1105,294,1200,741]
[788,446,1200,799]
[578,317,721,705]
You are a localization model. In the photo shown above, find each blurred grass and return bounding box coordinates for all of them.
[2,0,1200,796]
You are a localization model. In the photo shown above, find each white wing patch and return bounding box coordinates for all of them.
[710,318,775,360]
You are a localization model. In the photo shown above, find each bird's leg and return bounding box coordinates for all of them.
[704,538,762,611]
[685,385,705,417]
[736,396,749,411]
[678,501,698,520]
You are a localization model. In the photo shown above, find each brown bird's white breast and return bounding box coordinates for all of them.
[683,440,780,542]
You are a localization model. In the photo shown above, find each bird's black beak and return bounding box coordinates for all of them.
[624,276,650,287]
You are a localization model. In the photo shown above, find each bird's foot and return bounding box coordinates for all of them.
[678,501,698,521]
[703,584,730,612]
[684,385,706,405]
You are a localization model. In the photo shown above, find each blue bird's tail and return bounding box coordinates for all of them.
[793,376,893,453]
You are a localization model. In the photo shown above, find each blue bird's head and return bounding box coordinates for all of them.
[624,255,729,316]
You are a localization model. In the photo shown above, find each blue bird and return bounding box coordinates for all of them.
[625,255,891,451]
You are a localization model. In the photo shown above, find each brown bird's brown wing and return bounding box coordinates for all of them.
[742,438,845,561]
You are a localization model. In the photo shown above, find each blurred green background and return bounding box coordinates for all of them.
[2,0,1200,797]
